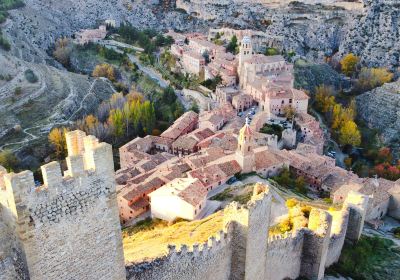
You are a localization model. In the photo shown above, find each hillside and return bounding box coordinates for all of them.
[356,79,400,156]
[0,53,115,151]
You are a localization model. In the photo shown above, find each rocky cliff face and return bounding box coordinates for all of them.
[176,0,399,72]
[338,0,400,71]
[356,80,400,154]
[0,53,114,150]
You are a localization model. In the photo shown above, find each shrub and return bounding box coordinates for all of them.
[356,67,393,91]
[0,149,18,171]
[393,227,400,238]
[92,63,117,81]
[0,34,10,51]
[14,86,22,95]
[24,69,38,83]
[340,53,359,76]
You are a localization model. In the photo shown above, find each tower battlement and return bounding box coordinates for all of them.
[0,130,126,280]
[0,131,115,223]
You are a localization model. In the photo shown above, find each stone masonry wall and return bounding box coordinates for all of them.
[325,210,349,267]
[0,131,126,280]
[125,187,369,280]
[126,229,232,280]
[265,231,304,280]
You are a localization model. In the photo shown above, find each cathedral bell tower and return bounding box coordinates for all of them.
[238,36,253,88]
[236,117,255,173]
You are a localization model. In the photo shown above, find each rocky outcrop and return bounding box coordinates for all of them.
[356,80,400,154]
[338,0,400,71]
[176,0,399,72]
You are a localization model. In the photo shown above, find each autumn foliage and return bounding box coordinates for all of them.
[340,53,359,77]
[48,127,69,158]
[373,147,400,181]
[314,85,361,147]
[356,67,393,91]
[92,63,117,81]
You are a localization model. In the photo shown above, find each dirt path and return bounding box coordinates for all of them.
[0,78,114,152]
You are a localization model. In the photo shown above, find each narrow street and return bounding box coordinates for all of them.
[310,108,346,168]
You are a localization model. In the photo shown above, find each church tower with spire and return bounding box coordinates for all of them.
[236,117,256,173]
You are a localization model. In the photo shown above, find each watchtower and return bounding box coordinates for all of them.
[0,130,126,280]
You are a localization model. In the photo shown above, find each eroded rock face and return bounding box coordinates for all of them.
[338,0,400,71]
[356,80,400,155]
[176,0,399,71]
[0,53,115,148]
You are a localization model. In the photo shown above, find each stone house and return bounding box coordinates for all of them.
[215,86,240,104]
[188,160,241,192]
[74,25,107,45]
[332,177,397,221]
[232,94,253,112]
[171,127,214,155]
[149,178,207,221]
[199,113,226,132]
[181,51,206,75]
[160,111,199,140]
[118,177,167,223]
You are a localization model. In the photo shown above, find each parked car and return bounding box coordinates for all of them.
[327,152,335,158]
[227,176,238,185]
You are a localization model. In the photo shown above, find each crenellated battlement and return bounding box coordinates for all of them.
[0,131,126,280]
[166,228,231,260]
[0,130,116,228]
[127,184,370,280]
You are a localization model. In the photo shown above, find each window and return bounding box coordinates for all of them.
[199,204,202,210]
[248,147,250,151]
[195,210,197,215]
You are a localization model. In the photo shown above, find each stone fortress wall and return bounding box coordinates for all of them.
[0,130,369,280]
[0,131,126,280]
[127,184,369,280]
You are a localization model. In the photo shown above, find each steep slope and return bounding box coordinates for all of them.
[356,80,400,154]
[0,53,115,150]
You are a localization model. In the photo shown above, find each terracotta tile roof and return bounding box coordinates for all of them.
[149,178,207,207]
[160,111,199,140]
[123,177,166,201]
[245,54,285,65]
[128,197,149,211]
[218,160,242,177]
[255,149,286,170]
[172,136,199,150]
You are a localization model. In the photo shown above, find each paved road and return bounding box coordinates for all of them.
[126,54,191,110]
[310,108,346,168]
[99,40,144,52]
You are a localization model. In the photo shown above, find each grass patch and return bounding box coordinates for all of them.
[233,192,252,205]
[260,123,283,139]
[210,187,233,201]
[123,211,224,263]
[327,236,400,280]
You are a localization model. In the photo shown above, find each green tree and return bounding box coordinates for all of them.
[0,149,18,171]
[226,35,238,54]
[108,109,125,138]
[141,101,156,134]
[189,102,200,113]
[294,176,307,194]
